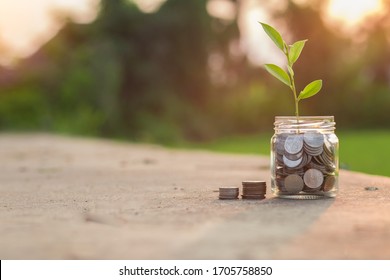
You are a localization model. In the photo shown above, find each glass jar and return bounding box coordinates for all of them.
[271,116,339,199]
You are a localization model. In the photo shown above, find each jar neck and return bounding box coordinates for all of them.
[274,116,335,134]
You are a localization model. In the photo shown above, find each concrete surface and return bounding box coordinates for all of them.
[0,134,390,259]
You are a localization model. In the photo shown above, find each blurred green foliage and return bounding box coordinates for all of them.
[179,130,390,177]
[1,0,390,144]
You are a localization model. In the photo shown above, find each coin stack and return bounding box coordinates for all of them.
[273,132,337,195]
[219,187,239,200]
[242,181,266,199]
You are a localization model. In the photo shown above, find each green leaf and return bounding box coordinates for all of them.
[259,22,285,52]
[264,64,291,87]
[298,80,323,100]
[288,40,307,65]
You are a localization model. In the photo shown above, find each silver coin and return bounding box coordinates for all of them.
[284,174,304,193]
[303,169,324,189]
[284,150,303,161]
[284,134,304,155]
[283,155,303,168]
[304,144,322,151]
[303,144,323,156]
[304,132,324,148]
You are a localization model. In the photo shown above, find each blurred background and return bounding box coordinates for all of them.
[1,0,390,176]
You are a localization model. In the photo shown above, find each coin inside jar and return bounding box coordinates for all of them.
[323,175,336,192]
[283,155,303,168]
[284,174,304,193]
[284,134,304,155]
[303,132,324,148]
[303,168,324,189]
[275,133,288,154]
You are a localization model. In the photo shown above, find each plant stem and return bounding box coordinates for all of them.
[285,46,300,130]
[290,78,299,118]
[290,76,300,133]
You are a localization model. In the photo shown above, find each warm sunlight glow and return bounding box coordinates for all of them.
[238,1,286,67]
[327,0,383,26]
[0,0,98,65]
[206,0,236,21]
[133,0,165,13]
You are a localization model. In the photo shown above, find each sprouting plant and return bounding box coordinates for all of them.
[259,22,322,118]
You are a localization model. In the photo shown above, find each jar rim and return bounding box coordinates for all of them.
[274,116,335,132]
[275,116,334,120]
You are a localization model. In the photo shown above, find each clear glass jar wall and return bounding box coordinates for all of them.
[271,116,339,199]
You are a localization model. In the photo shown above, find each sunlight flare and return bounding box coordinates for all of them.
[326,0,383,26]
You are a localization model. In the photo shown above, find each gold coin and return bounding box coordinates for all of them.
[323,176,336,192]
